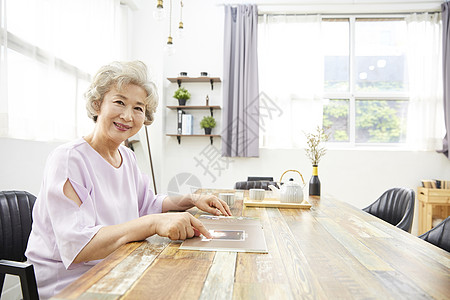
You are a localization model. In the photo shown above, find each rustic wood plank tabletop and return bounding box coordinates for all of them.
[53,190,450,300]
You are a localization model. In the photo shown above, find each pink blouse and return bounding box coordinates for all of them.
[25,139,165,299]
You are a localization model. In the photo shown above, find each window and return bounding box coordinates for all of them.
[258,14,443,149]
[0,0,127,141]
[323,18,409,144]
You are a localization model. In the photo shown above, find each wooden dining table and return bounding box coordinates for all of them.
[53,189,450,300]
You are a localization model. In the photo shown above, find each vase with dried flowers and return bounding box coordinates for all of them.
[304,126,329,196]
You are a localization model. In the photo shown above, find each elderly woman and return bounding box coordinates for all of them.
[25,61,231,299]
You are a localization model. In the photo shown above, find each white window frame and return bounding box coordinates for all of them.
[322,15,410,149]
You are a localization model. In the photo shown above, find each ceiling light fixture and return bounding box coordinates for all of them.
[164,0,175,55]
[153,0,165,21]
[177,0,184,39]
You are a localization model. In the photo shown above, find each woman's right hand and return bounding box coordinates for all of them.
[153,212,212,240]
[73,212,211,264]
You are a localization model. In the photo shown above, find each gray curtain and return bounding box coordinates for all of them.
[441,2,450,158]
[222,5,259,157]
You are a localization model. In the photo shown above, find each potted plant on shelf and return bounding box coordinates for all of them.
[173,87,191,106]
[200,116,216,135]
[304,126,329,197]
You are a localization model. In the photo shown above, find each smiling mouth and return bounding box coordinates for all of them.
[114,122,131,131]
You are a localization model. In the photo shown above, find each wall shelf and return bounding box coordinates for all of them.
[167,77,221,145]
[166,106,221,143]
[166,134,221,145]
[167,77,221,90]
[167,105,221,117]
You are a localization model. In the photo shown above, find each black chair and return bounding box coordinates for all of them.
[0,191,39,300]
[419,217,450,252]
[363,187,415,233]
[247,176,274,182]
[234,181,277,190]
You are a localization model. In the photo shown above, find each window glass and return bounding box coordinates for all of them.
[3,0,122,141]
[6,0,38,44]
[7,49,75,140]
[355,19,408,93]
[76,78,94,138]
[355,99,408,143]
[323,99,349,142]
[6,0,117,75]
[323,19,349,92]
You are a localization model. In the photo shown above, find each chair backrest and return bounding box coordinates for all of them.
[0,191,36,262]
[363,187,415,233]
[247,176,274,182]
[419,217,450,252]
[234,181,277,190]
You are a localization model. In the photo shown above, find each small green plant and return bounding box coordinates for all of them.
[304,126,329,165]
[200,116,216,129]
[173,87,191,100]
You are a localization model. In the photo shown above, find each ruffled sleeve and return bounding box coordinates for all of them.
[42,147,103,269]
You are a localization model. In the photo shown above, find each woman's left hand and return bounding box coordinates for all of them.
[192,194,232,216]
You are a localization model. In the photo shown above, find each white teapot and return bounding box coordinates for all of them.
[268,170,306,203]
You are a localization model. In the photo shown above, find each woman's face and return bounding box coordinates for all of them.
[95,84,147,145]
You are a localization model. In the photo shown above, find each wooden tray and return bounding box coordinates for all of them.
[243,198,312,209]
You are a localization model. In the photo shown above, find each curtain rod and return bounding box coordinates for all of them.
[215,2,442,15]
[257,11,442,17]
[216,5,441,15]
[215,1,443,4]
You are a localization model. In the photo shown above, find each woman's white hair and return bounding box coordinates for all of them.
[85,61,158,125]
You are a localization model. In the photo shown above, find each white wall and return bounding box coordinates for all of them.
[130,0,450,236]
[0,138,64,195]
